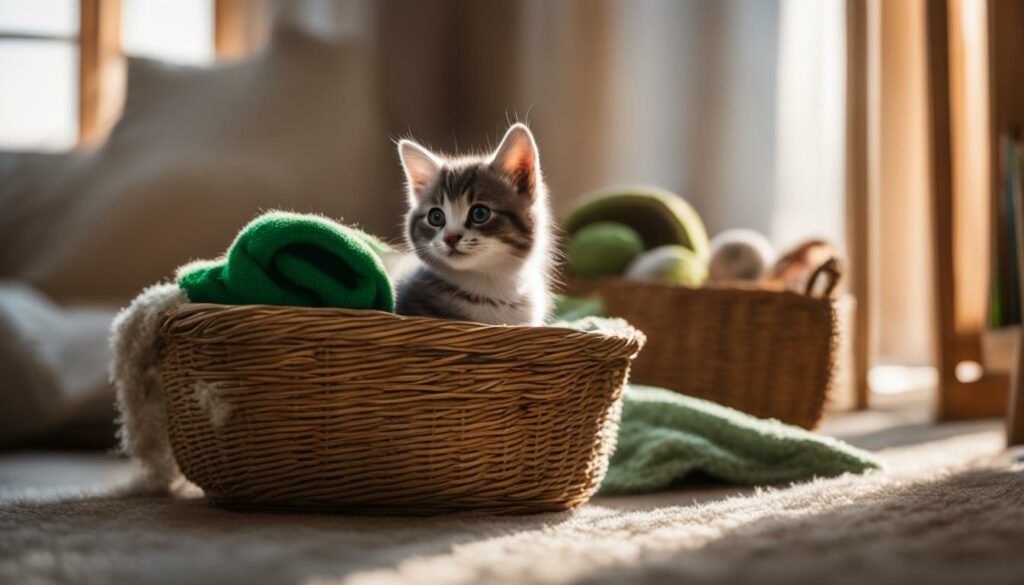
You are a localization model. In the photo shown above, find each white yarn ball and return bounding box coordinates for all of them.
[708,229,775,282]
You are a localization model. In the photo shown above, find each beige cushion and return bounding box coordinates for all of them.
[5,26,402,304]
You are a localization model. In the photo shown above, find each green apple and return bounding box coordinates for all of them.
[568,222,646,278]
[624,245,708,286]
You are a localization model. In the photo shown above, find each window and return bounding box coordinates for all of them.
[122,0,214,65]
[0,0,216,151]
[0,0,80,150]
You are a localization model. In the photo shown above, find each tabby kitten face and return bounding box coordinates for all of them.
[399,125,542,273]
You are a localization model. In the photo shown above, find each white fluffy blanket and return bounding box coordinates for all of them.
[0,283,117,447]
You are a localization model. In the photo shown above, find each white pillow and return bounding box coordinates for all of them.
[7,26,400,304]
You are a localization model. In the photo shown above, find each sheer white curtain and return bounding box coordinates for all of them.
[773,0,846,251]
[601,0,786,242]
[268,1,847,251]
[520,0,846,248]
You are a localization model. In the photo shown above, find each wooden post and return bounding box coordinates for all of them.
[78,0,121,144]
[925,0,962,422]
[214,0,266,60]
[927,0,1009,422]
[845,0,872,411]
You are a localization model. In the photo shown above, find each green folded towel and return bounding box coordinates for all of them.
[178,211,394,311]
[600,385,881,495]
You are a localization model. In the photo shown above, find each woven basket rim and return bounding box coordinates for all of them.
[162,302,646,357]
[572,277,841,305]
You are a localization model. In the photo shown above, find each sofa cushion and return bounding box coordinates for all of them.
[4,26,400,304]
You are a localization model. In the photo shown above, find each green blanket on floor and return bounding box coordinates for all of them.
[599,385,881,495]
[177,211,394,311]
[556,310,881,494]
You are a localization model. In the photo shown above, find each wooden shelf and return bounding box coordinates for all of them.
[988,0,1024,444]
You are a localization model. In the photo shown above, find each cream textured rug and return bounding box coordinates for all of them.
[1,424,1022,585]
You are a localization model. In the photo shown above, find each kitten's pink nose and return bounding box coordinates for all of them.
[444,233,463,248]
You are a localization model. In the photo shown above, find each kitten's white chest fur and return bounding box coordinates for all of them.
[386,251,549,325]
[444,266,549,326]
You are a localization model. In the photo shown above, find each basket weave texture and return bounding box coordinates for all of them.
[568,278,839,429]
[159,303,644,514]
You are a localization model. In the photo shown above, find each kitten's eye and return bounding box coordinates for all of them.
[427,208,446,227]
[469,205,491,224]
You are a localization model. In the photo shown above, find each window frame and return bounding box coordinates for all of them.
[1,0,261,148]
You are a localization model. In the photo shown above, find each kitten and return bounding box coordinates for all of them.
[394,124,554,326]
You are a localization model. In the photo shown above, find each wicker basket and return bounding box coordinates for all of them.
[566,262,841,429]
[159,303,644,515]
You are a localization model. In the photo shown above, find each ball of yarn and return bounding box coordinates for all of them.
[624,245,707,286]
[708,229,775,282]
[568,222,646,278]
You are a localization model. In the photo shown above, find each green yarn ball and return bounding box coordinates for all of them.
[568,221,646,278]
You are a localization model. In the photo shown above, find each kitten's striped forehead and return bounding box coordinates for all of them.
[422,164,518,206]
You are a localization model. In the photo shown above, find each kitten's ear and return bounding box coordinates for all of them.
[490,123,539,197]
[398,139,442,202]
